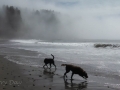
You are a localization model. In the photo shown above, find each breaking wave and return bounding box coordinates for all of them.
[9,39,120,49]
[94,44,120,48]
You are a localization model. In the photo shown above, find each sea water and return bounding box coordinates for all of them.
[8,39,120,72]
[0,39,120,89]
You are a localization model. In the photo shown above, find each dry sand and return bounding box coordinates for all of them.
[0,53,116,90]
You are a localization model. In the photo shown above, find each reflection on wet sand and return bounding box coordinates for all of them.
[64,78,88,90]
[43,68,56,81]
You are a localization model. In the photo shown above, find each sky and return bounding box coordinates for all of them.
[1,0,120,40]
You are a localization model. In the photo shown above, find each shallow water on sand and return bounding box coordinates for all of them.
[0,39,120,89]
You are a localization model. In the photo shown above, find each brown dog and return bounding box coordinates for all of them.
[43,54,56,69]
[61,64,88,79]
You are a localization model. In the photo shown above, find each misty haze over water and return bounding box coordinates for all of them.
[0,0,120,41]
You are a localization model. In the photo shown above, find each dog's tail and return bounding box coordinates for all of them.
[51,54,54,60]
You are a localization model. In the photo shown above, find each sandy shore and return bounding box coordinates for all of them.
[0,48,116,90]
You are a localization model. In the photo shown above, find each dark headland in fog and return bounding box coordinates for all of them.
[0,5,60,40]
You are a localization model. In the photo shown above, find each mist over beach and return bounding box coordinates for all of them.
[0,0,120,41]
[0,0,120,90]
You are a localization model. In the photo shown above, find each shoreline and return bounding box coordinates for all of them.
[0,49,117,90]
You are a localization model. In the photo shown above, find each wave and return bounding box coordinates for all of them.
[10,39,43,44]
[9,39,93,47]
[94,44,120,48]
[9,39,120,49]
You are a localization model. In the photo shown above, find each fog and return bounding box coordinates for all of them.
[1,0,120,41]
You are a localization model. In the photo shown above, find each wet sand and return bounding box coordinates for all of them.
[0,48,116,90]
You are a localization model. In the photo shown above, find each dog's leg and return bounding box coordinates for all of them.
[46,64,49,68]
[64,68,70,78]
[71,72,74,80]
[70,79,73,86]
[53,63,56,68]
[64,72,67,78]
[43,64,46,68]
[43,64,48,68]
[49,63,51,69]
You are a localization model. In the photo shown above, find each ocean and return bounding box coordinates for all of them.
[0,39,120,89]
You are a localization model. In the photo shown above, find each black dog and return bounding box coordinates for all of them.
[61,64,88,80]
[43,54,56,69]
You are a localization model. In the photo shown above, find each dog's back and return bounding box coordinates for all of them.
[62,64,83,72]
[69,65,85,74]
[44,54,54,64]
[44,58,54,64]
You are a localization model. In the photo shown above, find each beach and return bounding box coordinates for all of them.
[1,0,120,89]
[0,44,117,90]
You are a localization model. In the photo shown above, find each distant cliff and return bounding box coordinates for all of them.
[0,6,22,38]
[0,5,59,39]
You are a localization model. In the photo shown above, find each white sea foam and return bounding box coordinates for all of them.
[105,83,120,89]
[5,55,26,65]
[10,39,43,44]
[9,39,93,47]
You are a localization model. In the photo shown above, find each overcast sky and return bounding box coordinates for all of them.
[1,0,120,40]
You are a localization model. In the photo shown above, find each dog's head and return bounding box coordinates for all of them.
[83,71,88,79]
[79,71,88,79]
